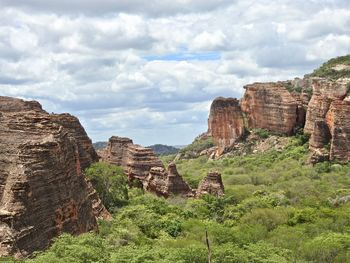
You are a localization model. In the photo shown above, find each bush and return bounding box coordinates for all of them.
[254,129,270,139]
[303,233,350,262]
[85,162,129,210]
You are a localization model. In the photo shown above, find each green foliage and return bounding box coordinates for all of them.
[23,136,350,263]
[180,137,214,154]
[310,54,350,80]
[27,233,109,263]
[85,162,129,210]
[254,128,270,139]
[303,233,350,262]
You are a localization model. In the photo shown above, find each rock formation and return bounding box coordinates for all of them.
[196,171,224,197]
[51,114,99,170]
[0,96,108,258]
[144,163,192,197]
[326,100,350,163]
[304,78,350,163]
[100,136,164,182]
[102,136,133,166]
[208,97,245,156]
[240,83,304,135]
[205,72,350,164]
[126,144,165,181]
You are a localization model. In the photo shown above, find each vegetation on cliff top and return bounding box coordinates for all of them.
[310,55,350,80]
[8,133,350,263]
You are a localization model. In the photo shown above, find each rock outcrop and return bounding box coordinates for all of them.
[100,136,164,182]
[208,97,245,156]
[326,100,350,163]
[102,136,133,166]
[0,96,108,258]
[204,72,350,164]
[304,78,350,163]
[144,163,192,197]
[51,114,99,170]
[240,83,304,135]
[196,171,224,197]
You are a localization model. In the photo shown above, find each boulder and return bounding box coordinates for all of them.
[144,163,192,197]
[196,171,224,197]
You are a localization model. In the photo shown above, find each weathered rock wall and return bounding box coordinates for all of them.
[208,97,245,156]
[100,136,164,182]
[240,83,303,135]
[0,97,108,258]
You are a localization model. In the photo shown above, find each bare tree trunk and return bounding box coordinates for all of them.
[206,230,212,263]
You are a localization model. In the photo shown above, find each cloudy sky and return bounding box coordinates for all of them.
[1,0,350,146]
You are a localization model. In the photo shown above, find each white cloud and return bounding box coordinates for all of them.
[0,0,349,145]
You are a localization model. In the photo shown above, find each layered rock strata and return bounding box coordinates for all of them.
[0,96,108,258]
[240,83,304,135]
[208,97,245,156]
[100,136,164,182]
[196,172,224,197]
[326,100,350,163]
[304,78,350,163]
[144,163,192,197]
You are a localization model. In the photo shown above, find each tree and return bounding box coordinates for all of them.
[85,162,129,210]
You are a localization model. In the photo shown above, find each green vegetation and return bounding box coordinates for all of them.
[254,128,270,139]
[8,135,350,263]
[180,137,214,154]
[86,162,129,210]
[310,55,350,80]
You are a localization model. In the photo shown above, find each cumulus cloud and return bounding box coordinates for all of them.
[0,0,234,16]
[0,0,349,145]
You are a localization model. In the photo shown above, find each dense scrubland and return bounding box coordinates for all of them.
[3,131,350,263]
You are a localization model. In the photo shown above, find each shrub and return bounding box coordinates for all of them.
[303,233,350,262]
[85,162,129,210]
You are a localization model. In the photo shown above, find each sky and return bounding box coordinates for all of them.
[0,0,350,146]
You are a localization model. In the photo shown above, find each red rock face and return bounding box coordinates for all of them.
[240,83,303,135]
[51,114,99,170]
[304,79,347,134]
[144,163,192,197]
[196,171,224,197]
[103,136,133,166]
[326,100,350,163]
[304,79,350,163]
[208,97,245,156]
[101,136,164,182]
[0,97,108,258]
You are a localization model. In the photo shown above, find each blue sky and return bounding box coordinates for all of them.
[0,0,350,145]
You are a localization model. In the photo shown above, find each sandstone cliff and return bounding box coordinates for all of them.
[100,136,164,182]
[0,96,108,258]
[206,73,350,164]
[240,82,304,135]
[208,97,245,156]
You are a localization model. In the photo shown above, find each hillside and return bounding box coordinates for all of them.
[147,144,179,155]
[12,134,350,263]
[310,55,350,80]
